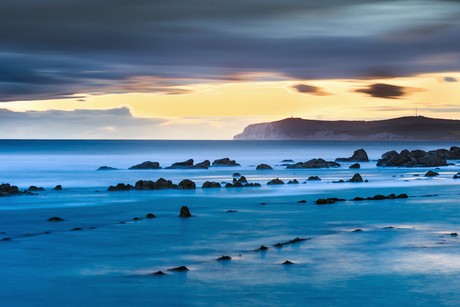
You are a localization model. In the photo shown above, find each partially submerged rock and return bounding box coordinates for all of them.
[177,179,196,189]
[256,164,273,170]
[287,158,340,169]
[146,213,156,218]
[232,173,241,177]
[348,173,363,182]
[353,229,363,232]
[425,170,439,177]
[0,183,25,197]
[377,149,448,167]
[212,158,240,166]
[129,161,162,170]
[97,166,117,171]
[349,163,361,169]
[287,179,299,184]
[254,245,269,252]
[166,159,210,169]
[52,185,62,191]
[217,255,231,261]
[168,266,189,272]
[336,149,369,162]
[297,200,306,203]
[152,271,166,275]
[47,217,65,222]
[307,176,321,181]
[282,260,294,265]
[179,206,192,218]
[27,186,45,192]
[202,181,221,188]
[316,198,345,205]
[267,178,284,185]
[107,183,134,191]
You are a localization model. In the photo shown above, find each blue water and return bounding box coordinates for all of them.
[2,140,460,306]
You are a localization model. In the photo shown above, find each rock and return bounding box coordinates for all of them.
[383,226,395,229]
[396,194,408,198]
[349,163,360,169]
[281,159,294,162]
[225,183,234,188]
[297,200,306,203]
[368,195,386,200]
[165,159,194,169]
[256,164,273,170]
[179,206,192,218]
[245,183,261,187]
[307,176,321,181]
[107,183,134,191]
[287,179,299,184]
[352,197,365,201]
[260,202,266,205]
[336,149,369,162]
[217,255,232,261]
[386,194,396,199]
[348,173,363,182]
[47,217,65,222]
[233,173,241,177]
[353,229,363,232]
[233,182,243,188]
[450,233,458,236]
[237,176,248,184]
[226,210,237,212]
[133,217,139,220]
[0,183,23,196]
[27,186,45,191]
[52,185,62,191]
[168,266,189,272]
[267,178,284,185]
[129,161,162,170]
[194,160,211,168]
[177,179,196,189]
[287,158,340,169]
[254,245,269,252]
[282,260,294,265]
[212,158,240,166]
[377,149,448,167]
[425,170,439,177]
[332,180,345,183]
[71,228,83,231]
[202,181,221,188]
[316,198,335,205]
[134,178,175,190]
[152,271,166,275]
[1,238,11,241]
[97,166,117,170]
[146,213,156,218]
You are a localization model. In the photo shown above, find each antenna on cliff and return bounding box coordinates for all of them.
[415,106,418,117]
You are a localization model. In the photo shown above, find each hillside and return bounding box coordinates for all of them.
[233,116,460,141]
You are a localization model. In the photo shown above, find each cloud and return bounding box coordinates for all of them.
[292,84,332,96]
[1,1,460,101]
[444,77,458,82]
[355,83,422,99]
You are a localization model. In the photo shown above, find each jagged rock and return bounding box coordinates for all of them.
[202,181,221,188]
[433,146,460,159]
[97,166,117,170]
[349,163,360,169]
[336,149,369,162]
[217,255,231,261]
[146,213,156,218]
[47,217,65,222]
[168,266,189,272]
[27,186,45,191]
[287,158,340,169]
[267,178,284,185]
[348,173,363,182]
[282,260,294,265]
[107,183,134,191]
[307,176,321,181]
[152,271,166,275]
[212,158,240,166]
[129,161,162,170]
[377,149,447,167]
[52,185,62,191]
[256,164,273,170]
[178,179,196,189]
[254,245,268,252]
[234,176,248,184]
[179,206,192,217]
[287,179,299,184]
[233,173,241,177]
[425,170,439,177]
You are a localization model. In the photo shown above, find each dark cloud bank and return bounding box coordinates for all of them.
[1,0,460,101]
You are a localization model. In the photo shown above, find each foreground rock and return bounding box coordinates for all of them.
[166,159,210,169]
[212,158,240,166]
[97,166,117,170]
[432,146,460,159]
[202,181,221,188]
[377,149,448,167]
[267,178,284,185]
[177,179,196,189]
[0,183,26,197]
[129,161,162,170]
[179,206,192,217]
[348,173,363,182]
[256,164,273,170]
[336,149,369,162]
[287,158,340,169]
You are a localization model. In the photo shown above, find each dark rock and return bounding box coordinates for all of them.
[52,185,62,191]
[1,238,11,241]
[97,166,117,170]
[267,178,284,185]
[232,173,241,177]
[396,194,408,198]
[256,164,273,170]
[386,194,396,199]
[377,149,448,167]
[146,213,156,218]
[349,163,361,169]
[212,158,240,166]
[254,245,268,252]
[352,197,365,201]
[307,176,321,181]
[287,158,340,169]
[168,266,189,272]
[134,178,175,190]
[225,183,234,188]
[133,217,139,220]
[194,160,211,168]
[179,206,192,218]
[450,233,458,236]
[332,180,345,183]
[107,183,134,191]
[336,149,369,162]
[238,176,248,184]
[281,159,294,162]
[316,198,335,205]
[260,202,266,205]
[245,183,261,187]
[71,228,83,231]
[287,179,299,184]
[297,200,306,203]
[202,181,221,188]
[178,179,196,189]
[47,217,65,222]
[383,226,395,229]
[165,159,194,169]
[353,229,363,232]
[233,182,243,188]
[425,170,439,177]
[348,173,363,182]
[152,271,166,275]
[217,255,231,261]
[282,260,294,265]
[129,161,162,170]
[226,210,237,212]
[0,183,23,196]
[368,195,386,200]
[27,186,45,191]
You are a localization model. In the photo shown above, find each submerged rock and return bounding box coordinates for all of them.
[232,173,241,177]
[281,159,294,163]
[349,163,361,169]
[97,166,117,171]
[336,149,369,162]
[348,173,364,182]
[226,210,237,212]
[179,206,192,218]
[353,229,363,232]
[47,217,65,222]
[267,178,284,185]
[287,158,340,169]
[297,200,306,203]
[212,158,240,166]
[202,181,221,188]
[256,164,273,170]
[129,161,162,170]
[71,228,83,231]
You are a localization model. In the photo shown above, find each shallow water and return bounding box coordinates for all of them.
[2,140,460,306]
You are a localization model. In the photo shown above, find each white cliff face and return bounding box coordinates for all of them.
[234,124,290,140]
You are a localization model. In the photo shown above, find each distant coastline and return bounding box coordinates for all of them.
[234,116,460,141]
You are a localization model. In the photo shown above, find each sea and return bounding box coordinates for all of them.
[2,140,460,306]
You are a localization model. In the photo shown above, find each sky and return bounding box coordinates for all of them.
[1,0,460,139]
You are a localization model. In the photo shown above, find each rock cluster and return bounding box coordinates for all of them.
[316,198,346,205]
[129,161,162,169]
[431,146,460,159]
[377,150,448,167]
[212,158,240,166]
[287,158,340,169]
[165,159,210,169]
[307,176,321,181]
[107,183,134,191]
[287,179,299,184]
[351,193,408,201]
[0,183,24,197]
[108,178,196,191]
[336,149,369,162]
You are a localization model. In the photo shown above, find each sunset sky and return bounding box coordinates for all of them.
[1,0,460,139]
